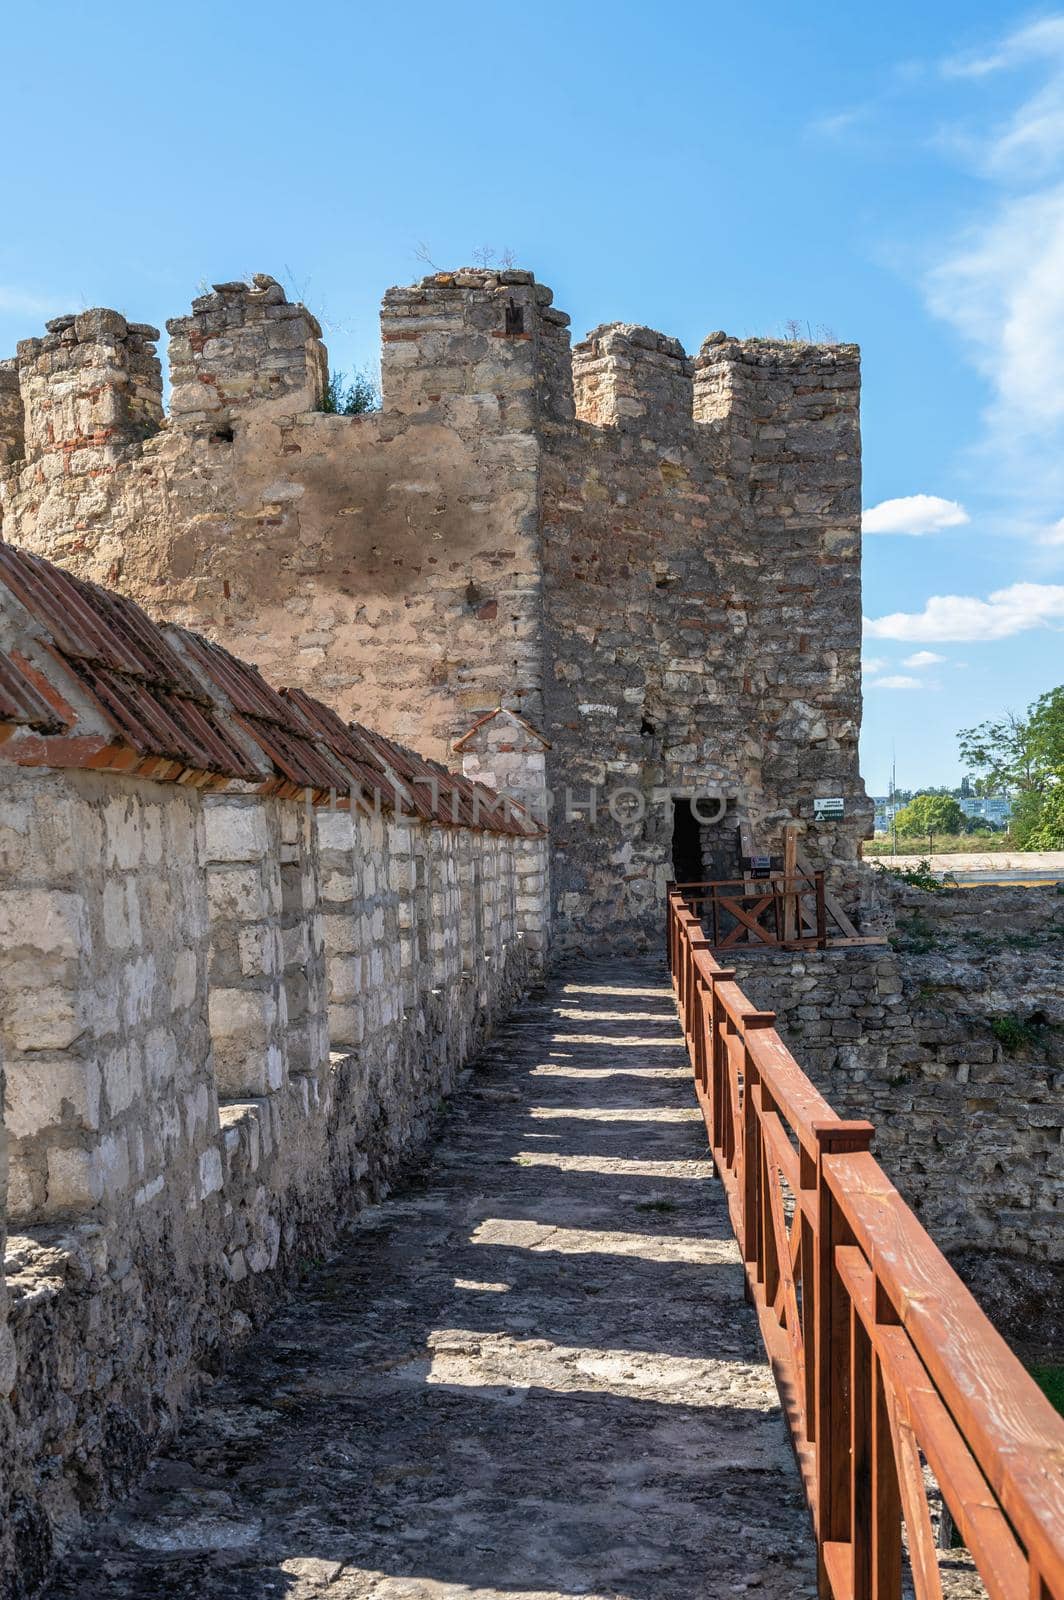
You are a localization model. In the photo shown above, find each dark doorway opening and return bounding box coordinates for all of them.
[670,796,744,887]
[671,798,704,884]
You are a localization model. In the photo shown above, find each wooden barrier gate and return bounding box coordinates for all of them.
[668,889,1064,1600]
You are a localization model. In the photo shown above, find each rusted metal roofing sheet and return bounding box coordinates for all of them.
[284,689,539,835]
[280,689,403,810]
[0,545,540,832]
[353,722,538,836]
[178,632,354,795]
[0,545,203,694]
[72,660,259,778]
[0,546,258,778]
[0,651,68,732]
[177,630,296,726]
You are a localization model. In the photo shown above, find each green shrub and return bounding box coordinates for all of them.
[873,859,955,892]
[888,910,938,953]
[321,367,381,415]
[990,1015,1039,1054]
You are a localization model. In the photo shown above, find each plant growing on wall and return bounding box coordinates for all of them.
[1022,776,1064,849]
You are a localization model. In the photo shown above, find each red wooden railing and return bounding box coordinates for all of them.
[667,888,1064,1600]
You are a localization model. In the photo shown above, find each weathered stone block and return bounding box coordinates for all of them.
[204,803,270,862]
[5,1056,101,1137]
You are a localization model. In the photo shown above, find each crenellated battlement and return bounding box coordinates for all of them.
[380,267,573,425]
[0,359,20,466]
[693,330,860,422]
[12,308,163,474]
[166,273,327,434]
[0,269,859,475]
[573,322,693,434]
[692,332,862,528]
[0,260,867,957]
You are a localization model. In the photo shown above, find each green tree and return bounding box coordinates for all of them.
[959,687,1064,844]
[1024,778,1064,849]
[893,793,964,841]
[958,687,1064,796]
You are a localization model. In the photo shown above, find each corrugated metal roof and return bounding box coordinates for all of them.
[177,632,353,795]
[0,545,203,694]
[280,689,405,811]
[0,652,68,733]
[0,544,541,835]
[71,659,259,778]
[0,545,259,779]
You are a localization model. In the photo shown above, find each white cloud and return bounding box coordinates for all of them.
[809,108,866,140]
[920,18,1064,537]
[862,495,969,535]
[865,581,1064,641]
[861,655,888,674]
[902,650,946,667]
[1040,517,1064,545]
[928,187,1064,429]
[946,17,1064,79]
[867,674,923,690]
[945,19,1064,176]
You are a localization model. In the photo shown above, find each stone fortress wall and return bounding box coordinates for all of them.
[0,266,1060,1596]
[0,545,549,1587]
[0,268,870,949]
[730,881,1064,1268]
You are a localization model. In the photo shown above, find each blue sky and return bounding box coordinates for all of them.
[3,1,1063,796]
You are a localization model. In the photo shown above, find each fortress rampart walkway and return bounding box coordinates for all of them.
[43,925,1064,1600]
[46,962,816,1599]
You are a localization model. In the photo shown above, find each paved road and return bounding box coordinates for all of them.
[47,962,816,1600]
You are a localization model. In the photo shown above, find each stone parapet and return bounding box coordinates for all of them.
[573,322,693,434]
[0,559,549,1590]
[15,309,163,473]
[166,274,327,433]
[0,359,22,467]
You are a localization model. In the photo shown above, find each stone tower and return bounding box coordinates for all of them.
[0,268,870,947]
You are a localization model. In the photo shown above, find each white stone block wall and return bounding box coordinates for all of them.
[278,796,328,1081]
[203,793,289,1097]
[0,760,549,1585]
[0,765,213,1225]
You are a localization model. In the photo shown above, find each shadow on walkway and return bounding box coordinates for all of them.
[46,960,816,1600]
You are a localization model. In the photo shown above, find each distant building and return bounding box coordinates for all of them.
[869,793,1011,834]
[959,795,1011,826]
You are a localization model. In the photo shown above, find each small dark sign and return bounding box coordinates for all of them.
[749,854,772,879]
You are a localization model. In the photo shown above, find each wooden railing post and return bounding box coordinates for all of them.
[687,936,711,1088]
[800,1141,818,1443]
[783,821,799,942]
[815,871,828,950]
[870,1282,902,1600]
[666,898,1064,1600]
[813,1120,875,1598]
[739,1010,776,1274]
[707,966,735,1152]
